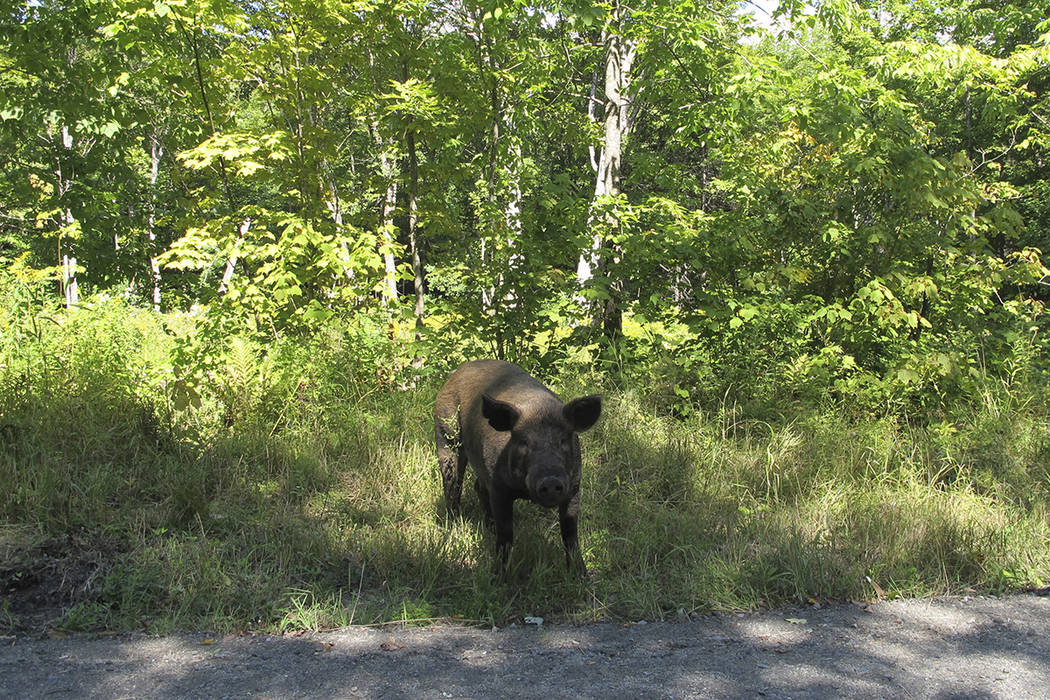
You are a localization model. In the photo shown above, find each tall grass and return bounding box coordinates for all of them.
[1,292,1048,633]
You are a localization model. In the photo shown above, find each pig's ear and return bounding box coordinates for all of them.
[482,394,520,432]
[564,395,602,432]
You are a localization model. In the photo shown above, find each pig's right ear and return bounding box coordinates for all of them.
[564,395,602,432]
[482,394,520,432]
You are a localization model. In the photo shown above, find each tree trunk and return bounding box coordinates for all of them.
[218,217,251,296]
[378,146,400,304]
[475,20,524,318]
[367,46,401,306]
[499,108,524,326]
[64,255,78,308]
[504,120,523,273]
[576,11,636,336]
[147,132,164,312]
[480,73,502,311]
[406,127,425,344]
[56,125,79,308]
[321,164,361,285]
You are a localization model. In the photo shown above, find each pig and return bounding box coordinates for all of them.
[434,360,602,576]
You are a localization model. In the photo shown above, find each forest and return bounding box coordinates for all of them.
[1,0,1049,633]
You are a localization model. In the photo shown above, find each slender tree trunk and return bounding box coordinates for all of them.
[406,127,425,344]
[480,72,501,311]
[181,13,241,303]
[320,164,361,285]
[291,27,311,212]
[576,10,636,336]
[588,71,601,173]
[377,144,400,304]
[367,44,401,306]
[56,125,79,308]
[499,108,524,330]
[504,117,523,273]
[182,17,234,209]
[475,22,523,317]
[63,255,78,308]
[912,256,933,341]
[396,52,427,347]
[218,217,251,296]
[323,170,342,228]
[147,132,164,312]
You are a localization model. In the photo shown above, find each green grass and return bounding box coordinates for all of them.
[1,298,1049,634]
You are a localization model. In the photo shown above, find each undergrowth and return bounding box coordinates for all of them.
[1,294,1048,634]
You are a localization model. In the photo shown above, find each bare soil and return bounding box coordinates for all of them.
[2,593,1049,699]
[1,532,121,636]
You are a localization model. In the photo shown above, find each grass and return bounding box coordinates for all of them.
[1,297,1049,634]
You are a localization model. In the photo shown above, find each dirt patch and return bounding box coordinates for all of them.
[0,532,120,635]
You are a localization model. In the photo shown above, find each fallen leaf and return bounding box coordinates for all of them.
[785,618,807,625]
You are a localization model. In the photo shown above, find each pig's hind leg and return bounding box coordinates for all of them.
[474,478,494,525]
[436,414,467,517]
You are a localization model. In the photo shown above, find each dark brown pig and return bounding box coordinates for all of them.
[434,360,601,576]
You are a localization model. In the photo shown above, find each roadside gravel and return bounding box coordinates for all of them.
[2,594,1048,698]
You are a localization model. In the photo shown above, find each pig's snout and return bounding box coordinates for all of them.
[534,475,567,506]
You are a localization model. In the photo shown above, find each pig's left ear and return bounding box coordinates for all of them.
[564,395,602,432]
[483,394,520,432]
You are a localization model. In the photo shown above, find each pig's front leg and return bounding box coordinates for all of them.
[490,487,515,578]
[559,490,586,576]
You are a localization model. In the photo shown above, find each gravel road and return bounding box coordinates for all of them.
[2,594,1048,699]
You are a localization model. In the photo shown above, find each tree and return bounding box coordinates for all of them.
[1,0,147,304]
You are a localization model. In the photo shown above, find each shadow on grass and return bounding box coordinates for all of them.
[5,377,1050,634]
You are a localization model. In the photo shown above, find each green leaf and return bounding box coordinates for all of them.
[896,368,920,385]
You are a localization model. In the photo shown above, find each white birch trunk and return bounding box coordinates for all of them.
[147,133,164,312]
[505,132,524,273]
[576,19,636,299]
[57,125,80,308]
[368,44,401,306]
[64,255,78,308]
[500,103,524,276]
[378,148,400,303]
[406,128,425,343]
[322,168,359,284]
[218,217,251,296]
